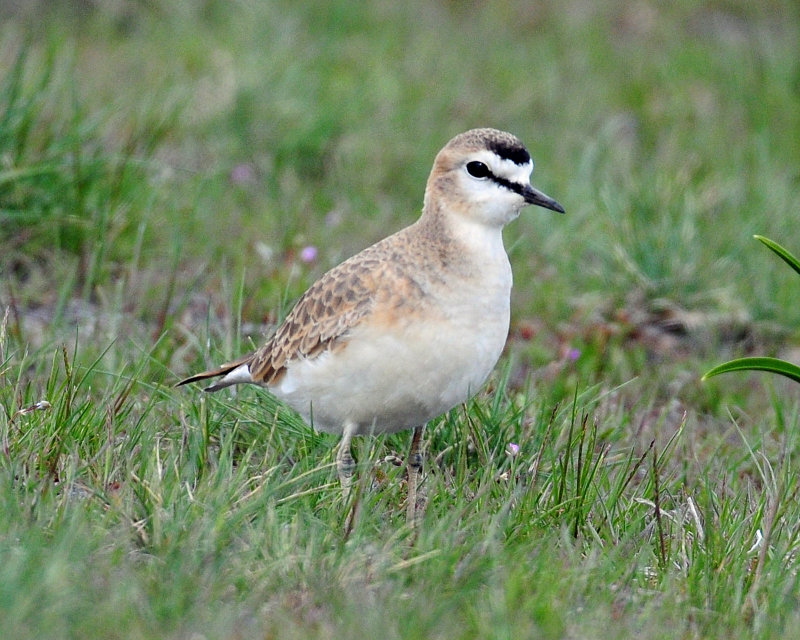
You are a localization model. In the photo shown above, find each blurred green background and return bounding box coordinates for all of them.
[4,0,798,345]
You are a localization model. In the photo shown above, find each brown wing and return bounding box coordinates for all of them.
[247,252,385,385]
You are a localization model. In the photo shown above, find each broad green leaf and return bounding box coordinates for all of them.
[754,235,800,278]
[702,356,800,384]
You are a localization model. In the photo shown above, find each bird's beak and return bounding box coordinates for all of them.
[522,184,565,214]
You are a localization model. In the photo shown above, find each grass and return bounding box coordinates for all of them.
[2,0,800,637]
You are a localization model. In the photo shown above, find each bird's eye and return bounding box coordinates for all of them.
[466,161,490,179]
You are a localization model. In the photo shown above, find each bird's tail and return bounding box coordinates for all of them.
[176,355,254,392]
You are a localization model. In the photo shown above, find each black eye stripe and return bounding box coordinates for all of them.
[488,172,524,196]
[466,160,526,196]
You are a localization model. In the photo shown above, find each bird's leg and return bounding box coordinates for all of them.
[336,426,356,495]
[337,422,358,533]
[406,425,425,527]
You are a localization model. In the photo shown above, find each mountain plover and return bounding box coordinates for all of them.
[178,128,564,528]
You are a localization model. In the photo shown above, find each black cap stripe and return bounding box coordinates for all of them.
[487,139,531,166]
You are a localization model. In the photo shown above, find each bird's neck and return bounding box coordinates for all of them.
[418,199,508,265]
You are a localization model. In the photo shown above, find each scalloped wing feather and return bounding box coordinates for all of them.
[247,253,383,385]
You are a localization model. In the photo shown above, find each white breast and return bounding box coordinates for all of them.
[272,225,513,436]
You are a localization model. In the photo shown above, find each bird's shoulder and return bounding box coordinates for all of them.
[248,230,430,384]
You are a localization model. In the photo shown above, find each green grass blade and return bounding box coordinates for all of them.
[754,235,800,278]
[702,357,800,384]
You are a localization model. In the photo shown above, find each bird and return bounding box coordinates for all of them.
[177,128,564,528]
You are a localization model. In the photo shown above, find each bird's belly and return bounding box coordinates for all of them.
[271,305,510,435]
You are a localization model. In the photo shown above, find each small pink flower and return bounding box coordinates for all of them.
[506,442,520,457]
[568,348,581,362]
[299,245,318,263]
[230,163,256,185]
